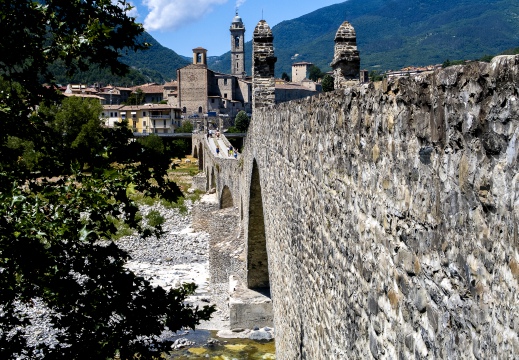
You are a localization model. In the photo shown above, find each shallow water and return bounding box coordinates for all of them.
[167,330,276,359]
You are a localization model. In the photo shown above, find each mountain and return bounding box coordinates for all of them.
[208,0,519,76]
[121,32,190,81]
[50,32,189,86]
[52,0,519,84]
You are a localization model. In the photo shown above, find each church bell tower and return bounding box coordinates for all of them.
[230,10,245,77]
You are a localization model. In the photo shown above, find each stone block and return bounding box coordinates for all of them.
[368,295,379,316]
[397,249,419,276]
[229,277,273,330]
[369,331,380,360]
[415,288,428,313]
[427,305,439,332]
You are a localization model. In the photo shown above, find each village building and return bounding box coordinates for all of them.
[131,83,165,104]
[291,61,313,83]
[177,44,253,118]
[98,85,133,105]
[100,104,182,134]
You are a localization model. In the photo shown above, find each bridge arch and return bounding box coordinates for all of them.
[220,185,234,209]
[198,144,204,171]
[211,167,216,189]
[247,159,270,291]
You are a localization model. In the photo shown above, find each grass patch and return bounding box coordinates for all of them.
[145,209,165,227]
[107,215,135,240]
[161,196,188,215]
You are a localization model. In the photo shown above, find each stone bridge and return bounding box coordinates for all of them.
[191,19,519,360]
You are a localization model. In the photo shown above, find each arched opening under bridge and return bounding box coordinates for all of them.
[247,159,270,294]
[198,144,204,171]
[220,185,234,209]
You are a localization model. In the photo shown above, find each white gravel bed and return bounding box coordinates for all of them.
[3,199,223,358]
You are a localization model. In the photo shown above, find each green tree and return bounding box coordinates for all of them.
[369,70,384,82]
[126,88,145,105]
[175,120,194,134]
[46,96,105,168]
[235,111,250,132]
[321,74,334,92]
[0,1,214,359]
[281,72,291,82]
[138,133,165,155]
[308,65,324,81]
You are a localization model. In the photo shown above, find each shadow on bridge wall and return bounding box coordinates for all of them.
[195,56,519,359]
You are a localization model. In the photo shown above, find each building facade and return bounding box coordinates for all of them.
[101,104,182,134]
[291,62,313,83]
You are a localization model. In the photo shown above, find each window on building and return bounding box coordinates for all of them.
[183,107,186,113]
[224,79,227,85]
[121,113,125,119]
[211,99,215,103]
[224,93,227,98]
[143,121,146,127]
[198,106,202,113]
[143,111,146,117]
[163,120,166,126]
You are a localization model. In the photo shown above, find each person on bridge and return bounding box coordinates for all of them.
[216,146,220,156]
[233,150,238,159]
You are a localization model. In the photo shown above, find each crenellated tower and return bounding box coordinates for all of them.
[252,19,277,110]
[330,21,360,89]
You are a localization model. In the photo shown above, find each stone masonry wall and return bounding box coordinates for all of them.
[242,56,519,359]
[191,136,247,317]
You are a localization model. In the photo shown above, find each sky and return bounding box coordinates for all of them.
[128,0,345,57]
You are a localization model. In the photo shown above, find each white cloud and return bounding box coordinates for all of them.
[236,0,246,8]
[112,0,140,18]
[142,0,228,31]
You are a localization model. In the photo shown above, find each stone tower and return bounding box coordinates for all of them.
[252,20,277,109]
[230,11,246,77]
[192,47,208,67]
[330,21,360,89]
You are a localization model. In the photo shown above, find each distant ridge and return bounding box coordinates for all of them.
[51,0,519,83]
[208,0,519,76]
[121,32,190,81]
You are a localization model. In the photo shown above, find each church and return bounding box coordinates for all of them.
[176,12,321,119]
[176,13,252,118]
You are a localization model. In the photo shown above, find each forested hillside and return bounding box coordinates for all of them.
[50,32,189,86]
[51,0,519,83]
[209,0,519,76]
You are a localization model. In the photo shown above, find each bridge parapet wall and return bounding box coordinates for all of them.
[243,55,519,359]
[191,134,248,316]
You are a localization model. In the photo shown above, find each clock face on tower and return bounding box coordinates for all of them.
[188,74,196,81]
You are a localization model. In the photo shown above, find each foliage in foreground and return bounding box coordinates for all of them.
[0,1,215,359]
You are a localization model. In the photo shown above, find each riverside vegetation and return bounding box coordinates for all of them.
[0,1,214,359]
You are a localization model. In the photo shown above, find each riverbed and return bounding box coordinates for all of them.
[118,199,276,359]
